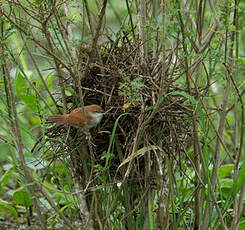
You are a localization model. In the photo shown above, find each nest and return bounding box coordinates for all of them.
[43,33,193,181]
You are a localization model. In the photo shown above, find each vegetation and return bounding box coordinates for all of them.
[0,0,244,229]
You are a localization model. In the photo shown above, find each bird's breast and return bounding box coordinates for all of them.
[87,112,103,128]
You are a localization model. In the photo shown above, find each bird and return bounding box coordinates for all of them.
[46,104,103,130]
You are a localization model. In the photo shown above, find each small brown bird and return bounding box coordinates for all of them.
[46,105,103,130]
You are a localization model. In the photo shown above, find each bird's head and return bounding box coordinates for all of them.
[85,105,104,128]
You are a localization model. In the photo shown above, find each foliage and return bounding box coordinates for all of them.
[119,75,146,103]
[0,0,245,229]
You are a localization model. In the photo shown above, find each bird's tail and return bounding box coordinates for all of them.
[46,114,68,126]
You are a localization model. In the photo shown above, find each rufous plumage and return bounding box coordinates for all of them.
[46,105,103,130]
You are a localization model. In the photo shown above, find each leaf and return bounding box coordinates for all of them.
[232,160,245,196]
[13,189,32,207]
[238,218,245,230]
[148,199,155,230]
[118,145,162,169]
[15,71,37,110]
[218,164,234,179]
[122,102,131,110]
[25,156,48,170]
[0,168,13,187]
[105,113,130,169]
[223,160,245,214]
[0,199,18,218]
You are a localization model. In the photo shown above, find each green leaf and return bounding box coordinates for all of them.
[105,112,130,169]
[232,160,245,196]
[238,217,245,230]
[0,199,18,218]
[220,178,233,199]
[0,168,13,187]
[118,145,162,169]
[25,156,47,170]
[218,164,234,179]
[148,199,155,230]
[15,71,37,110]
[13,189,32,207]
[222,160,245,217]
